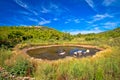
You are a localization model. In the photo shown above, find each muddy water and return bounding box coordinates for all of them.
[27,46,100,60]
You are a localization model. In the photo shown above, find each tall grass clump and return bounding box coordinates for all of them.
[0,47,12,67]
[93,47,120,80]
[34,62,57,80]
[66,59,94,80]
[34,59,95,80]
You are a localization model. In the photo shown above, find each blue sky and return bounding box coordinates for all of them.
[0,0,120,34]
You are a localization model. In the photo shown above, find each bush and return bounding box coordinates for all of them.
[7,56,34,77]
[85,37,97,41]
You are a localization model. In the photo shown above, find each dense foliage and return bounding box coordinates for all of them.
[0,26,73,48]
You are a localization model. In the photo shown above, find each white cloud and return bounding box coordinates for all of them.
[39,20,51,25]
[69,30,102,34]
[65,18,81,24]
[14,0,38,15]
[93,13,113,21]
[85,0,97,11]
[40,2,59,14]
[94,27,101,31]
[64,19,71,24]
[87,13,113,24]
[50,2,59,9]
[102,0,116,6]
[74,19,80,23]
[39,18,51,25]
[19,24,28,26]
[28,18,38,22]
[40,2,68,16]
[63,27,103,34]
[41,6,50,13]
[85,0,94,8]
[103,22,118,29]
[53,18,58,21]
[14,0,28,9]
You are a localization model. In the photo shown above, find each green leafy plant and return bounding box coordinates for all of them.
[7,56,34,77]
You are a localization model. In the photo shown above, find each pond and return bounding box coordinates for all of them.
[26,46,100,60]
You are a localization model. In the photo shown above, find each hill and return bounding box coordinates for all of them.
[98,27,120,38]
[0,26,73,47]
[0,26,120,48]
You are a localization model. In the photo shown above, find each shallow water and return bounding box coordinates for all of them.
[27,46,100,60]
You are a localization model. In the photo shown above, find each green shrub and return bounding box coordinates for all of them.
[7,56,34,77]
